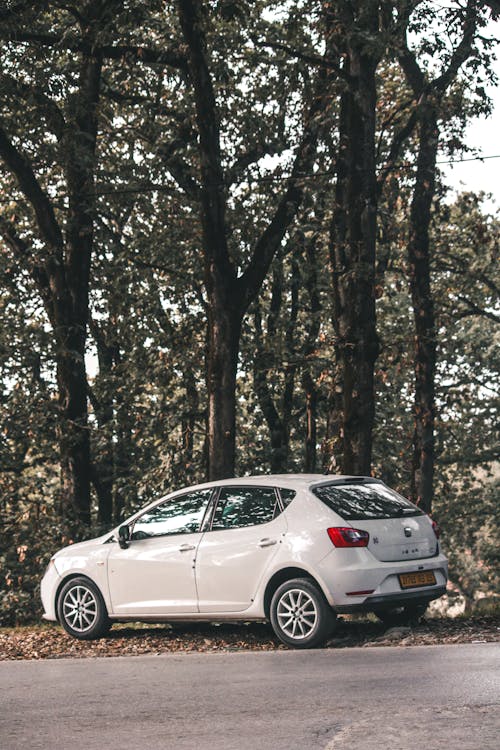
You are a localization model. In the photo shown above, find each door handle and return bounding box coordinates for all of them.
[179,544,195,552]
[258,538,277,548]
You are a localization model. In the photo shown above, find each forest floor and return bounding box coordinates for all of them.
[1,613,499,660]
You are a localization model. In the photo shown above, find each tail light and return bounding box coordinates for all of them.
[430,518,440,539]
[327,527,369,547]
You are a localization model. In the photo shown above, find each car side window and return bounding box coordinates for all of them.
[211,487,279,530]
[131,489,213,539]
[279,488,296,506]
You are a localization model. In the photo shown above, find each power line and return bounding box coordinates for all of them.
[0,153,499,205]
[438,153,500,165]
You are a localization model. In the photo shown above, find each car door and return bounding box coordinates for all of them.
[195,485,287,613]
[107,488,213,616]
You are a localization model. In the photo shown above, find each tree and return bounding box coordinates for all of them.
[176,0,329,479]
[0,1,498,624]
[249,215,328,474]
[0,3,105,530]
[0,1,189,529]
[396,0,493,511]
[323,1,389,475]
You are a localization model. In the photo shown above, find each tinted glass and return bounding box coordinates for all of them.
[279,488,296,506]
[211,487,278,530]
[131,489,213,539]
[313,483,424,520]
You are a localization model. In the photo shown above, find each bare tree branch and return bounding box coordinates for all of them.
[2,31,188,72]
[0,215,55,322]
[0,125,64,252]
[455,295,500,323]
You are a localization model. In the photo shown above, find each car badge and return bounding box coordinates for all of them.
[373,536,379,544]
[404,527,412,537]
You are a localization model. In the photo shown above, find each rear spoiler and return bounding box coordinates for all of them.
[313,476,384,488]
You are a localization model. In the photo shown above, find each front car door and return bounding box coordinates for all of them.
[195,485,287,613]
[107,488,213,616]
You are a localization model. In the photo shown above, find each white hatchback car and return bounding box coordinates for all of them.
[41,474,448,648]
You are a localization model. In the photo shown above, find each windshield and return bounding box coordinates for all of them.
[312,482,424,520]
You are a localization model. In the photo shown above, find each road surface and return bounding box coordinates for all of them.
[1,643,498,749]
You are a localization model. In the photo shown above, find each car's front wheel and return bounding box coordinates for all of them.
[57,577,111,640]
[270,578,336,649]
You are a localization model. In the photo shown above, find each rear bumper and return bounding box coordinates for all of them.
[334,585,447,614]
[316,548,448,610]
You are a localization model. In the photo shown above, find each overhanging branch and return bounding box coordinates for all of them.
[0,124,64,252]
[2,31,188,72]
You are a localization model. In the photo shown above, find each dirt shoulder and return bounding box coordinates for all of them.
[1,614,499,660]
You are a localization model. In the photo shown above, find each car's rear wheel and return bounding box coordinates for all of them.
[270,578,336,649]
[373,602,428,627]
[57,577,111,640]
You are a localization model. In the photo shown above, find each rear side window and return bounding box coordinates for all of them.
[279,488,296,506]
[211,486,279,530]
[313,483,424,520]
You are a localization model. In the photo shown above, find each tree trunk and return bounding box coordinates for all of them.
[395,0,479,510]
[88,319,117,527]
[178,0,326,479]
[407,106,438,513]
[55,340,92,529]
[182,367,199,474]
[58,48,101,531]
[325,2,381,476]
[252,253,298,474]
[301,220,323,473]
[0,46,101,533]
[303,370,318,473]
[253,309,290,474]
[206,294,242,480]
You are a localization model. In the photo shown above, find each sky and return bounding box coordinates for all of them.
[442,45,500,210]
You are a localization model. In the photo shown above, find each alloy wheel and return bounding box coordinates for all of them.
[57,576,110,640]
[62,584,99,633]
[276,587,319,640]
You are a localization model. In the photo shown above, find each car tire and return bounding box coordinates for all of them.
[57,577,111,640]
[270,577,336,649]
[374,602,428,627]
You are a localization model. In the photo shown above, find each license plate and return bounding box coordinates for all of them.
[398,571,436,589]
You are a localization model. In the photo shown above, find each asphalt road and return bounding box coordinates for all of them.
[1,643,498,750]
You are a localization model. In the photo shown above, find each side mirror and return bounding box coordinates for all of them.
[118,525,131,549]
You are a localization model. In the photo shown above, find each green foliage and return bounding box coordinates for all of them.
[0,472,61,626]
[435,470,499,607]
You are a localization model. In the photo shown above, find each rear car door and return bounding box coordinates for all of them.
[195,485,287,613]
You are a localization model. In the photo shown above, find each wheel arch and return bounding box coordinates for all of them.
[263,567,322,619]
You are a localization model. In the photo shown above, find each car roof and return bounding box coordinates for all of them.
[175,473,381,492]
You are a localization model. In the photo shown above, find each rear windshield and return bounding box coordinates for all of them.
[312,482,424,520]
